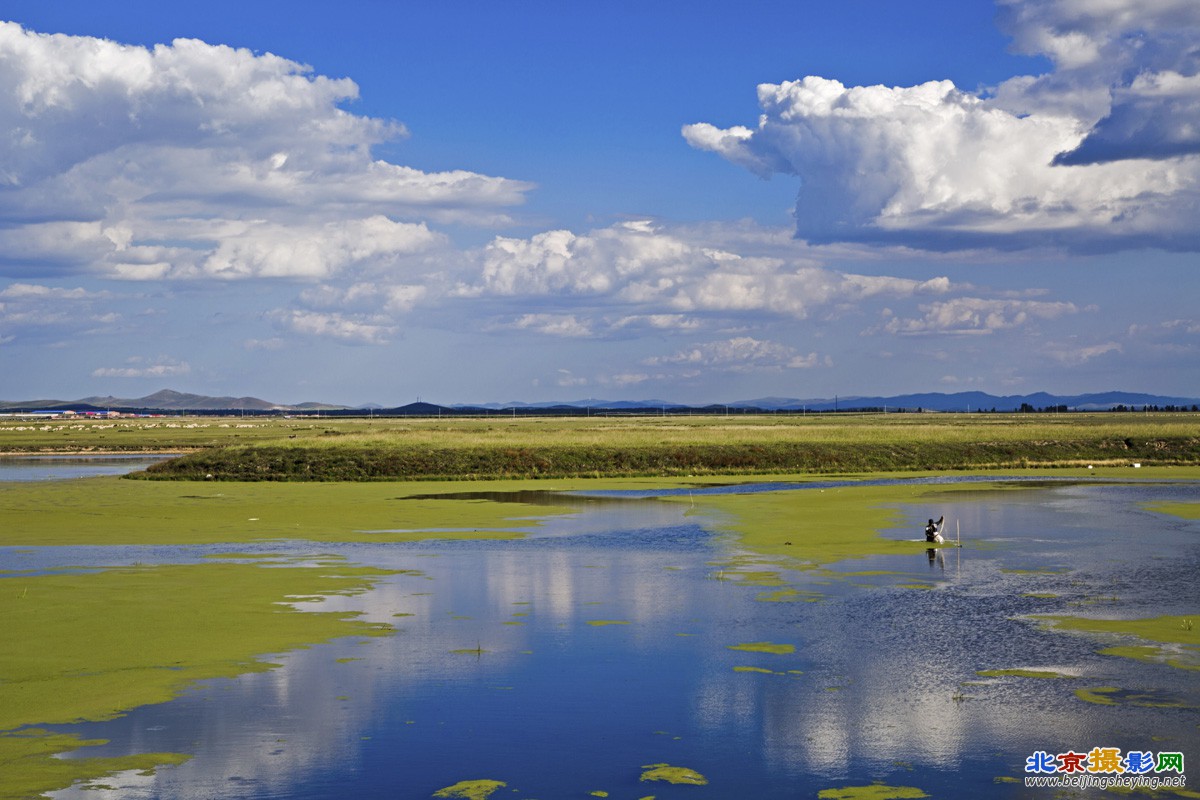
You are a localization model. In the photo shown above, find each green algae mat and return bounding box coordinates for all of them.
[0,476,577,546]
[1035,614,1200,670]
[0,470,966,550]
[0,560,392,799]
[2,466,1198,798]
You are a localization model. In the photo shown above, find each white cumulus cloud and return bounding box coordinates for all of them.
[0,281,116,340]
[272,309,396,345]
[195,217,443,281]
[0,22,530,281]
[461,220,954,330]
[510,313,594,338]
[684,1,1200,250]
[1043,340,1123,365]
[91,356,191,378]
[879,298,1079,335]
[643,336,827,372]
[995,0,1200,164]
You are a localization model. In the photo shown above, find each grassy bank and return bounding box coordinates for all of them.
[0,417,303,453]
[3,413,1198,480]
[5,414,1200,480]
[139,437,1200,481]
[80,413,1200,481]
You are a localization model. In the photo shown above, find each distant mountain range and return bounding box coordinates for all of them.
[726,390,1200,412]
[1,388,1197,414]
[0,389,345,413]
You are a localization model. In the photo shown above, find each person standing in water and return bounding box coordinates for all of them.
[925,516,945,543]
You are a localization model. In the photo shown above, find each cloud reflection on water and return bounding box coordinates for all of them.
[48,481,1200,799]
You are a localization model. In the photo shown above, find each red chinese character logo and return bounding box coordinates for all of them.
[1058,751,1088,773]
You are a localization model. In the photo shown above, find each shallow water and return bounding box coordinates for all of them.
[0,454,168,482]
[4,475,1197,798]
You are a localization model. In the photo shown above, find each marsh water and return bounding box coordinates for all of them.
[3,468,1198,798]
[0,455,168,482]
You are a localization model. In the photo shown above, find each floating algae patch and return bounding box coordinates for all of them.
[733,666,803,678]
[0,477,577,546]
[432,779,507,799]
[1144,501,1200,520]
[976,669,1065,679]
[640,763,708,785]
[1035,614,1200,670]
[1099,644,1200,670]
[817,784,929,800]
[680,481,976,568]
[755,587,823,603]
[0,560,392,799]
[203,552,282,560]
[1076,686,1120,705]
[707,557,791,587]
[0,729,189,800]
[1075,687,1185,708]
[727,641,795,655]
[1001,567,1071,575]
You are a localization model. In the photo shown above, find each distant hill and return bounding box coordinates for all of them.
[458,398,682,410]
[0,388,1196,414]
[0,389,349,413]
[731,391,1200,412]
[76,389,277,411]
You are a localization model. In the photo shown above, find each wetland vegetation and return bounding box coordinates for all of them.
[4,412,1199,480]
[1,416,1198,798]
[1,559,393,799]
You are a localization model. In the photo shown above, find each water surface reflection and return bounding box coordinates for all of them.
[20,480,1199,799]
[0,454,169,482]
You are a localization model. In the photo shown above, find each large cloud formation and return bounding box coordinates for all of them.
[0,15,1124,395]
[998,0,1200,164]
[0,22,529,280]
[683,0,1200,251]
[460,220,951,325]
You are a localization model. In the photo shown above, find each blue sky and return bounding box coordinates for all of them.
[1,1,1197,405]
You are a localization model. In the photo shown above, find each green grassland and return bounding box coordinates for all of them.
[0,417,306,453]
[4,412,1193,480]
